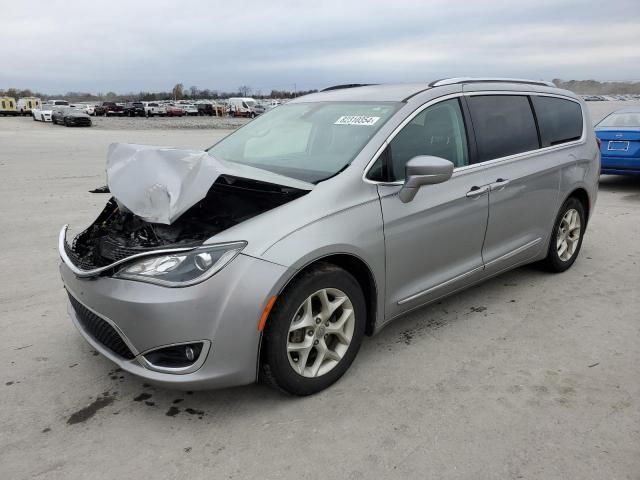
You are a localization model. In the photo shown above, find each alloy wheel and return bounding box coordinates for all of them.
[556,208,581,261]
[287,288,355,378]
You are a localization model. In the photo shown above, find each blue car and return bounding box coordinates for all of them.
[595,108,640,176]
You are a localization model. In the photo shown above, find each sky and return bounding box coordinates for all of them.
[2,0,639,94]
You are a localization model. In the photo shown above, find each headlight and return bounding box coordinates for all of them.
[114,241,246,287]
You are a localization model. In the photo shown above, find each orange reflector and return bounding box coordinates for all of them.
[258,296,277,332]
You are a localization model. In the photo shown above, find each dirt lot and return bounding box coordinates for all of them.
[88,114,250,130]
[1,102,639,479]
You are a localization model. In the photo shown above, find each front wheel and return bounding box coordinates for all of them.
[261,263,366,395]
[541,197,586,272]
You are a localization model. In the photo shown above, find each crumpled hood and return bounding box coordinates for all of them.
[106,143,314,225]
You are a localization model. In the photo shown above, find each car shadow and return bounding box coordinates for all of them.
[599,174,640,194]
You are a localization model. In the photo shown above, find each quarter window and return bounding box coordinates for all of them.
[381,98,469,181]
[467,95,539,162]
[532,96,583,146]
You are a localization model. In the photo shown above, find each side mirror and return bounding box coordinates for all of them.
[398,156,454,203]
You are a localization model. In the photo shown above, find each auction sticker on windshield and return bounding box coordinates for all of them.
[334,115,380,126]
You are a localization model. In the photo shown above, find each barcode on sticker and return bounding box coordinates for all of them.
[334,115,380,126]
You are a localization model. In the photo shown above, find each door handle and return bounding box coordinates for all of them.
[490,178,510,190]
[466,185,489,198]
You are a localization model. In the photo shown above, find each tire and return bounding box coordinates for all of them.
[541,196,586,272]
[260,263,366,396]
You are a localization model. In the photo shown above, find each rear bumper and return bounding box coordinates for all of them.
[60,253,288,390]
[601,155,640,174]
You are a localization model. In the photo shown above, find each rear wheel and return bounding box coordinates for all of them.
[261,263,366,396]
[541,197,585,272]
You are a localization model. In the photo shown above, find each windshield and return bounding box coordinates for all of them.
[597,112,640,128]
[208,101,399,183]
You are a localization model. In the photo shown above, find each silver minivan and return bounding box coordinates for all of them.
[59,78,599,395]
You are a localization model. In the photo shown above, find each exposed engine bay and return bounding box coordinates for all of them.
[64,176,307,271]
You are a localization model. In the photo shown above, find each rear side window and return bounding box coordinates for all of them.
[467,95,539,162]
[532,96,583,146]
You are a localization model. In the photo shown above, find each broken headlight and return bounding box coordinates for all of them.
[114,241,246,287]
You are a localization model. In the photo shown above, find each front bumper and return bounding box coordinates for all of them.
[60,253,288,390]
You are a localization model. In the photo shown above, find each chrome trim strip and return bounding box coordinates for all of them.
[380,250,542,331]
[396,237,543,306]
[397,265,484,305]
[431,77,555,88]
[484,238,543,268]
[137,340,212,375]
[66,287,140,356]
[59,224,197,278]
[362,91,586,185]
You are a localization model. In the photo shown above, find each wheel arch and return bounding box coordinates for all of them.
[565,187,591,225]
[275,253,379,336]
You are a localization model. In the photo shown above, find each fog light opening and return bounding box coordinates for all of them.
[143,342,204,369]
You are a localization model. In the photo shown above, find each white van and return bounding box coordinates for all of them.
[17,97,42,115]
[227,97,264,118]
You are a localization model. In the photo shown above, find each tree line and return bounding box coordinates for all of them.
[0,83,319,102]
[552,79,640,95]
[3,80,640,102]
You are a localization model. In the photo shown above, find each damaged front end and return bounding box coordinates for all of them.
[60,175,308,280]
[60,143,313,283]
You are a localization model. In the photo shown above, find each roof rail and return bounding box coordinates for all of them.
[429,77,556,88]
[321,84,375,92]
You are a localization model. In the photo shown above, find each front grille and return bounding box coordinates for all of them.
[98,236,155,262]
[64,239,103,270]
[68,292,135,360]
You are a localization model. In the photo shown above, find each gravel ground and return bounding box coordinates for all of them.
[89,114,250,130]
[23,113,250,130]
[0,101,638,480]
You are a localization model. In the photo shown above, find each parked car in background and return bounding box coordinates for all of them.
[182,104,198,116]
[101,102,124,116]
[0,96,17,116]
[59,79,598,395]
[32,104,55,122]
[80,103,96,115]
[596,108,640,176]
[49,99,70,106]
[227,97,263,117]
[124,102,146,117]
[17,97,42,115]
[144,102,166,117]
[165,105,185,117]
[51,106,92,127]
[197,102,224,116]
